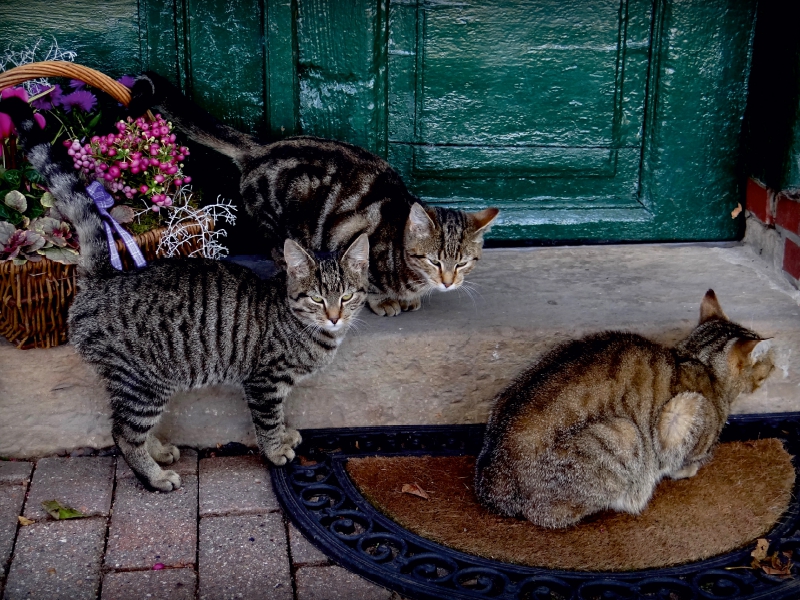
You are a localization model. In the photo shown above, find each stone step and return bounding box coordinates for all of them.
[2,243,799,458]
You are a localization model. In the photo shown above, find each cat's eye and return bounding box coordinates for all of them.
[310,295,324,303]
[341,293,354,302]
[426,258,441,266]
[456,260,469,268]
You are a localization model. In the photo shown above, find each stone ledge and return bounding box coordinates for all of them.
[2,243,799,458]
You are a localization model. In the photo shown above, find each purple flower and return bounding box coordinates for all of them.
[60,90,97,113]
[117,75,136,89]
[69,79,87,89]
[30,84,63,111]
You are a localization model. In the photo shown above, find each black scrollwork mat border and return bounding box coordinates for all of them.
[270,413,800,600]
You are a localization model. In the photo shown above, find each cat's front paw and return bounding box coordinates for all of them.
[149,441,180,465]
[399,298,422,312]
[368,297,402,316]
[148,469,182,492]
[266,429,302,466]
[670,461,700,480]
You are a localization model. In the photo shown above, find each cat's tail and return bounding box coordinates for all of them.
[128,71,258,169]
[0,97,113,277]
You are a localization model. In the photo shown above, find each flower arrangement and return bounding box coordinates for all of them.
[0,40,236,266]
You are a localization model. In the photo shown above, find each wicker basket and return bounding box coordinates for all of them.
[0,61,193,349]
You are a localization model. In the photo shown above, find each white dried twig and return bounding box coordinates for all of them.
[0,37,78,93]
[150,186,237,260]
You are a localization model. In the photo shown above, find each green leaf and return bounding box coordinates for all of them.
[87,111,102,131]
[40,192,56,208]
[4,190,26,213]
[24,167,45,185]
[40,246,79,265]
[2,169,21,189]
[41,500,86,520]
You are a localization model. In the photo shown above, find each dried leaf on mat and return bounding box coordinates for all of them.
[752,538,770,562]
[750,538,794,578]
[731,202,743,218]
[17,516,34,526]
[401,483,430,500]
[41,500,86,520]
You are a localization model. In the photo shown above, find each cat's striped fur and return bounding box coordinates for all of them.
[475,290,775,528]
[128,72,499,316]
[1,97,370,492]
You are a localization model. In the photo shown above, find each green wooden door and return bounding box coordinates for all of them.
[1,0,757,243]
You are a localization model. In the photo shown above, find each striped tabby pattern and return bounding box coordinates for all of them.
[1,97,370,492]
[475,290,775,528]
[129,72,499,316]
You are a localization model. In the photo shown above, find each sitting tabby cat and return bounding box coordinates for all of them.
[128,72,499,317]
[475,290,775,528]
[1,97,370,492]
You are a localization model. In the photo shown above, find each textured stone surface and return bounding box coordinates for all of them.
[0,462,32,484]
[101,568,197,600]
[0,485,25,580]
[24,457,115,521]
[3,518,106,600]
[199,455,277,516]
[288,522,329,566]
[3,244,800,457]
[105,451,197,570]
[199,513,291,600]
[295,565,394,600]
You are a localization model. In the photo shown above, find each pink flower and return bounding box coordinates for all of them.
[1,87,29,102]
[0,112,14,139]
[33,113,46,129]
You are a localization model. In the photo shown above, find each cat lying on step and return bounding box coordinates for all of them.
[475,290,775,527]
[128,72,499,317]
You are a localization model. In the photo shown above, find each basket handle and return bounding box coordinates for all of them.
[0,61,131,106]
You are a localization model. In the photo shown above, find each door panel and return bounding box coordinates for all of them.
[0,0,757,244]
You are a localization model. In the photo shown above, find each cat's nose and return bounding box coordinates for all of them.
[328,313,340,324]
[442,272,454,288]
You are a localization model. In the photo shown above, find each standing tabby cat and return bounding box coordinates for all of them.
[1,97,370,492]
[475,290,775,528]
[128,72,499,316]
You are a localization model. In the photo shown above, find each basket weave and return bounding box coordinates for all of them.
[0,61,187,349]
[0,225,204,349]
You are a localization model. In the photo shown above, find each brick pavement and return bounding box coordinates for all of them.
[0,452,398,600]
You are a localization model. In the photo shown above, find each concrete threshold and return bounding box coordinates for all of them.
[2,243,799,458]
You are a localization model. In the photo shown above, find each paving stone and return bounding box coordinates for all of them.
[105,450,197,570]
[199,455,278,516]
[0,485,26,580]
[288,522,329,565]
[3,518,106,600]
[101,568,197,600]
[24,456,115,521]
[295,564,395,600]
[0,462,32,485]
[199,513,291,600]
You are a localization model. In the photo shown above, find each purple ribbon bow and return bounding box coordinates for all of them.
[86,181,146,270]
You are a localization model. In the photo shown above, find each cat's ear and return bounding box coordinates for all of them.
[342,233,370,275]
[734,338,773,365]
[406,202,436,240]
[470,207,500,235]
[284,239,315,279]
[699,289,728,324]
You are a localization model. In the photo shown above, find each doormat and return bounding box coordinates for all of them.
[346,440,793,571]
[271,413,800,600]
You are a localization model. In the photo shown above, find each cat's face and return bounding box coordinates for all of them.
[404,203,499,292]
[284,234,369,333]
[678,290,775,396]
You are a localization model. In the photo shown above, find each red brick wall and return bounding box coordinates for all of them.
[747,178,800,285]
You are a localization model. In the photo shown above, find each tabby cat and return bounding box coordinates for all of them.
[128,72,499,316]
[1,97,370,492]
[475,290,775,528]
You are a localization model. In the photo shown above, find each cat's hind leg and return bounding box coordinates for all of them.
[146,434,181,465]
[109,389,181,492]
